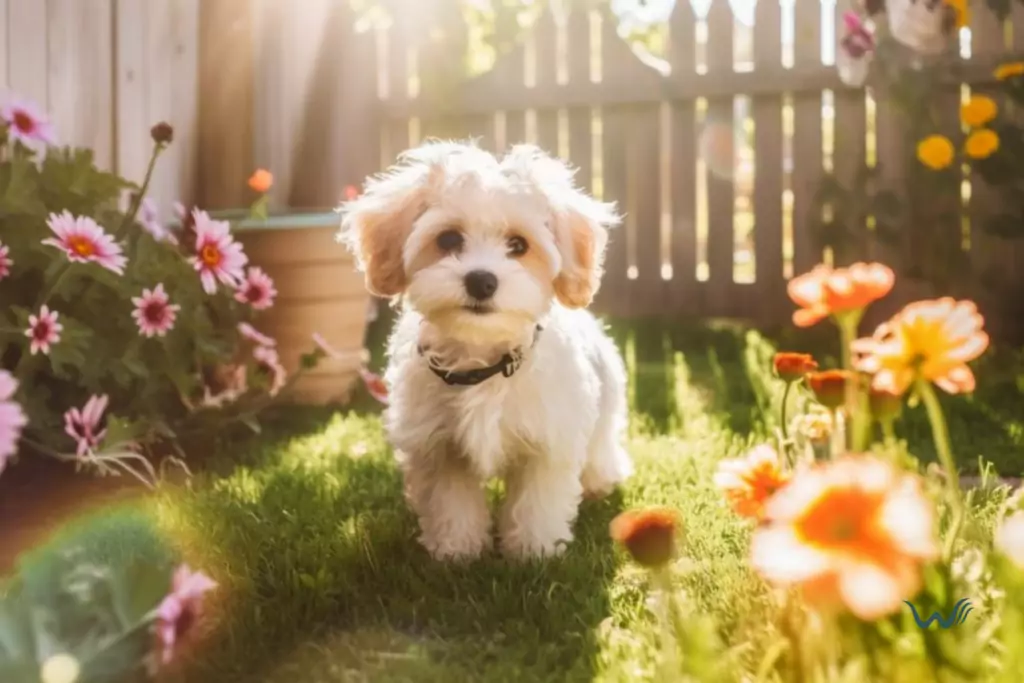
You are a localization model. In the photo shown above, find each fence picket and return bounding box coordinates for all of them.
[669,1,697,315]
[704,0,735,316]
[566,7,593,193]
[790,0,823,278]
[752,0,785,323]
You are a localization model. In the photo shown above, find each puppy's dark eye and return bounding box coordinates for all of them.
[436,229,464,252]
[507,235,528,257]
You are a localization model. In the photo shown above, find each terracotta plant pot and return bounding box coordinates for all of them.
[232,211,370,405]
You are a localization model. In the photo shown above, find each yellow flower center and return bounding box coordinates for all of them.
[200,243,222,267]
[67,236,95,257]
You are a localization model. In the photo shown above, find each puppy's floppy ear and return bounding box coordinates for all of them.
[337,142,450,297]
[501,144,620,309]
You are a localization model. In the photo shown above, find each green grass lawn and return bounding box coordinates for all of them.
[150,321,1024,682]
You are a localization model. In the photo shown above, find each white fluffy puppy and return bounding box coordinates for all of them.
[339,140,632,561]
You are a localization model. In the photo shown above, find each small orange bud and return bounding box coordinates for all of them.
[344,184,360,201]
[248,168,273,194]
[807,370,856,410]
[773,352,818,383]
[610,508,680,568]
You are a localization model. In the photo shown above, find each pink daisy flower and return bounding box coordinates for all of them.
[1,98,55,146]
[139,198,178,245]
[0,371,28,474]
[25,305,62,356]
[131,283,181,338]
[0,242,12,281]
[63,394,109,458]
[234,267,277,309]
[42,211,127,275]
[238,322,276,348]
[155,565,218,665]
[360,367,389,404]
[253,345,287,397]
[188,210,247,294]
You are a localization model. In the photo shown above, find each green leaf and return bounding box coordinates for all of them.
[983,213,1024,239]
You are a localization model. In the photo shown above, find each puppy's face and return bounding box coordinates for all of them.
[339,141,619,346]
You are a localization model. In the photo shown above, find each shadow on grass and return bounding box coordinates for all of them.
[164,409,624,683]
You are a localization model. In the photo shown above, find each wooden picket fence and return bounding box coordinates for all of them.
[0,0,200,214]
[4,0,1023,327]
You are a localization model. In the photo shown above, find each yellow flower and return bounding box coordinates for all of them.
[853,297,989,396]
[961,95,998,127]
[965,129,1000,159]
[994,62,1024,80]
[916,135,955,170]
[945,0,970,28]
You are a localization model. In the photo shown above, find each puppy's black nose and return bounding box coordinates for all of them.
[464,270,498,300]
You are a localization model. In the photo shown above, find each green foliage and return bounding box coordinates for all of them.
[0,507,180,683]
[0,113,317,474]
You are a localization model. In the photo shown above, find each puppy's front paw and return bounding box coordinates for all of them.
[419,526,492,562]
[499,520,572,560]
[581,445,633,499]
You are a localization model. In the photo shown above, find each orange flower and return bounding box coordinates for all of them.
[807,370,855,410]
[853,298,989,395]
[610,508,680,568]
[773,352,818,383]
[714,445,791,519]
[787,262,895,327]
[248,168,273,194]
[751,454,938,620]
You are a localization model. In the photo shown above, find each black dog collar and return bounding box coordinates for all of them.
[418,325,543,386]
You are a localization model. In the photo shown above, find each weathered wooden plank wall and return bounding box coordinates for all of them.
[0,0,199,213]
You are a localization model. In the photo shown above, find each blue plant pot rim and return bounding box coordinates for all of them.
[207,208,342,232]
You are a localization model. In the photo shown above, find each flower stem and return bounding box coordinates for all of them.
[116,141,165,240]
[918,379,963,558]
[780,380,793,441]
[836,311,870,452]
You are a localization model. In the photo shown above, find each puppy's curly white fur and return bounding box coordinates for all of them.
[339,140,632,561]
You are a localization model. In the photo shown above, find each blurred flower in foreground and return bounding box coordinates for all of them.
[787,262,895,327]
[155,565,218,665]
[610,508,680,568]
[853,297,988,395]
[996,512,1024,570]
[714,445,791,520]
[837,12,875,87]
[752,454,938,620]
[807,370,855,410]
[773,352,818,383]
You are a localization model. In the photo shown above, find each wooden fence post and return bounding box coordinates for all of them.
[196,0,254,209]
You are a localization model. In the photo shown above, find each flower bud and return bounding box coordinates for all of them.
[773,352,818,383]
[151,121,174,145]
[610,508,680,568]
[807,370,855,410]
